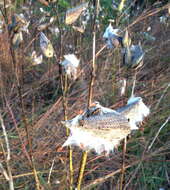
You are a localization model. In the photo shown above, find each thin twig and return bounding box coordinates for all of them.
[154,83,170,110]
[5,97,32,164]
[147,115,170,151]
[0,162,9,181]
[47,159,55,184]
[131,71,137,97]
[0,112,14,190]
[124,162,142,190]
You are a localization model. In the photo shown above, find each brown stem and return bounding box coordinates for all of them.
[77,1,100,189]
[119,138,127,190]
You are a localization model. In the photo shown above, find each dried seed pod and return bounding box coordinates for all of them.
[31,51,43,65]
[103,24,122,49]
[60,54,80,80]
[117,96,150,130]
[118,78,127,96]
[14,14,30,34]
[12,32,23,47]
[40,32,54,58]
[62,102,131,154]
[122,30,131,48]
[123,43,144,69]
[65,2,88,25]
[62,111,130,154]
[72,26,85,33]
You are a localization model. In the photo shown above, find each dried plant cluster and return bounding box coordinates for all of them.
[0,1,170,190]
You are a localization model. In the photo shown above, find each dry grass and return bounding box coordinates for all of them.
[0,2,170,190]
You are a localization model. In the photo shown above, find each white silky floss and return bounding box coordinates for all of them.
[62,99,150,154]
[31,51,43,65]
[60,54,80,80]
[127,96,150,129]
[62,104,121,154]
[63,126,117,154]
[103,24,121,48]
[92,101,119,115]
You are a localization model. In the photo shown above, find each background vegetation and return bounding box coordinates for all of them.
[0,0,170,189]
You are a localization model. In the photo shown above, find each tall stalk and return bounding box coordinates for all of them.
[1,1,40,189]
[76,1,100,189]
[61,73,74,190]
[55,4,74,188]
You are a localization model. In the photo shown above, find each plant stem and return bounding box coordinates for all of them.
[0,112,14,190]
[88,31,96,107]
[2,6,41,188]
[76,151,88,190]
[119,137,127,190]
[69,147,73,189]
[76,1,100,189]
[55,6,74,187]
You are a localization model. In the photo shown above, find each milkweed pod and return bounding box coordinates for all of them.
[103,24,122,49]
[15,13,30,34]
[119,78,127,96]
[130,43,144,68]
[117,96,150,130]
[60,54,80,80]
[40,32,54,58]
[122,30,131,48]
[72,25,85,33]
[62,107,130,155]
[65,2,88,25]
[12,32,23,47]
[31,51,43,65]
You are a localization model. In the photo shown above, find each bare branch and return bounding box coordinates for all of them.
[0,112,14,190]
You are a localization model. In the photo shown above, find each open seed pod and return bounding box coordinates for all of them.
[103,24,122,49]
[40,32,54,58]
[117,96,150,130]
[65,2,88,25]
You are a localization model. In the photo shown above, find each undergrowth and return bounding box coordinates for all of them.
[0,0,170,190]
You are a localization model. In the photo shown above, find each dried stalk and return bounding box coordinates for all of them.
[119,70,137,189]
[14,45,41,190]
[0,112,14,190]
[0,162,9,181]
[154,83,170,110]
[47,159,55,184]
[60,58,74,190]
[55,6,74,188]
[1,4,41,188]
[76,1,99,189]
[119,137,127,190]
[64,74,74,190]
[76,151,88,190]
